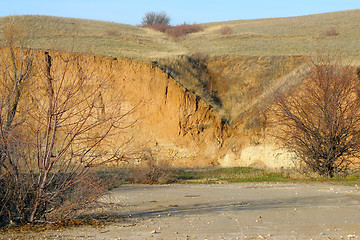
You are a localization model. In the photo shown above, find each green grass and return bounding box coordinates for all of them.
[94,166,360,186]
[1,9,360,61]
[174,167,292,183]
[174,167,360,185]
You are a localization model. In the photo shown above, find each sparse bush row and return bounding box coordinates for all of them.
[142,23,203,39]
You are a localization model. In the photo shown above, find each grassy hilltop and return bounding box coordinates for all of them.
[0,9,360,61]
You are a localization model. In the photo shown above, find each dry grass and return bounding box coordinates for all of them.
[129,150,174,184]
[186,9,360,61]
[0,15,187,60]
[218,26,233,35]
[155,55,307,123]
[1,10,360,61]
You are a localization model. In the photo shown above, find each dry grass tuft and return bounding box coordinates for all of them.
[129,149,174,184]
[321,27,339,37]
[219,26,233,35]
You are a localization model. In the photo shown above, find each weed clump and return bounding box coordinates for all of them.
[129,150,174,184]
[321,27,339,37]
[219,26,233,36]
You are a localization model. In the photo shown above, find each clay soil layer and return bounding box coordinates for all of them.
[3,183,360,239]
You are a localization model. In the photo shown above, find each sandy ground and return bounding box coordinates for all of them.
[2,182,360,240]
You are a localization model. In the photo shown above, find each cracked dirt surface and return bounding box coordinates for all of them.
[2,183,360,239]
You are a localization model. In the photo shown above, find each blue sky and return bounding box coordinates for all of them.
[1,0,359,25]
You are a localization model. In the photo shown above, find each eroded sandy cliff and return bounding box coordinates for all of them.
[2,48,311,168]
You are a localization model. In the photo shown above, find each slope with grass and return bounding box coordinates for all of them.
[1,10,360,61]
[190,9,360,61]
[0,15,188,60]
[154,55,308,123]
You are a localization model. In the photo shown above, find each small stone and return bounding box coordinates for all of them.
[347,235,356,239]
[151,230,157,234]
[320,232,325,235]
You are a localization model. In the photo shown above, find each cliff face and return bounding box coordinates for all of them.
[101,54,311,168]
[1,48,312,168]
[71,54,229,166]
[44,52,308,168]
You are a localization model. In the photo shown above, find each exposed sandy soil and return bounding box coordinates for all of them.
[2,183,360,240]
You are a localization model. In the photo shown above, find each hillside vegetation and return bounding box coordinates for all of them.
[154,55,308,123]
[0,15,187,60]
[0,9,360,61]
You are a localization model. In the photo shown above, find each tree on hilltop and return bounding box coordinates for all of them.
[141,11,170,26]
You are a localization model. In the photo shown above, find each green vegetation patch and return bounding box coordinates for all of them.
[173,167,293,183]
[94,166,360,186]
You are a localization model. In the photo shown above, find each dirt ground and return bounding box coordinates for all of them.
[2,183,360,240]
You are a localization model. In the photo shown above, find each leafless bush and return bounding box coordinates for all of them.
[130,149,173,184]
[219,26,233,35]
[143,22,203,39]
[270,55,360,178]
[141,11,170,26]
[321,27,339,37]
[0,36,132,225]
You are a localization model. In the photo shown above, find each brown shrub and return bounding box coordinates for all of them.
[321,27,339,37]
[130,149,174,184]
[142,22,203,39]
[219,26,233,35]
[166,24,203,39]
[147,23,170,33]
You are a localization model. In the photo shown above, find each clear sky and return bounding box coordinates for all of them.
[1,0,359,25]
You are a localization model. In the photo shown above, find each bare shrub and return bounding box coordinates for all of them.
[271,55,360,178]
[0,46,132,226]
[141,11,170,26]
[321,27,339,37]
[166,23,203,39]
[130,149,173,184]
[219,26,233,35]
[141,14,203,39]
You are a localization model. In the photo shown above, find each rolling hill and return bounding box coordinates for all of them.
[0,9,360,61]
